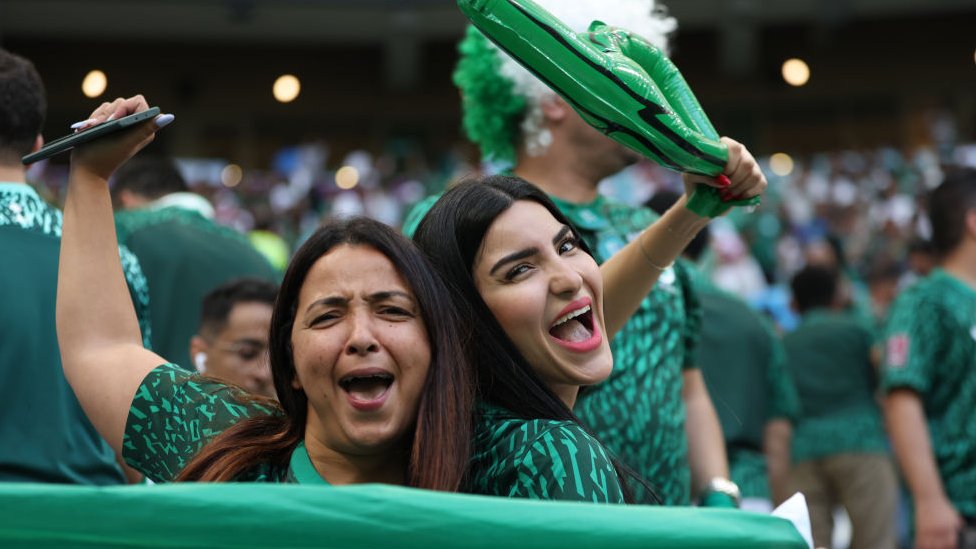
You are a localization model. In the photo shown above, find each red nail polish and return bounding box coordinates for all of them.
[716,175,731,187]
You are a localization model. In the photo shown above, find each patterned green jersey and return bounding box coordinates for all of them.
[404,194,700,505]
[468,404,625,503]
[549,195,699,506]
[882,268,976,517]
[122,363,329,483]
[691,268,799,499]
[0,183,150,485]
[784,310,888,462]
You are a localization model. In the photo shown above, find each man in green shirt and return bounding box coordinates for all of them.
[112,157,279,371]
[0,48,150,484]
[646,191,800,511]
[883,168,976,549]
[784,266,897,549]
[403,0,733,506]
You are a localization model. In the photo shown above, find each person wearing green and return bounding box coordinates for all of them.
[0,48,151,485]
[112,156,279,371]
[883,168,976,549]
[469,404,625,502]
[695,274,797,510]
[404,0,748,506]
[59,96,475,491]
[413,166,762,505]
[647,191,800,511]
[784,266,897,549]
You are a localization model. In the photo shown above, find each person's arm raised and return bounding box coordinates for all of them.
[57,95,175,454]
[600,137,766,338]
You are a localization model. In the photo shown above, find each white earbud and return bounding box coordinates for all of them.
[194,352,208,374]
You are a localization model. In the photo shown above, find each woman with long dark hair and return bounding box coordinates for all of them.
[57,96,473,490]
[414,171,764,503]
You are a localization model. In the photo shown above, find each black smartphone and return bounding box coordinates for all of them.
[22,106,161,165]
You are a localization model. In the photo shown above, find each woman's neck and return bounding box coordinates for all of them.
[303,434,408,486]
[552,383,579,410]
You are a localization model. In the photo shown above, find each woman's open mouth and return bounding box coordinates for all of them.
[548,301,603,353]
[339,371,394,411]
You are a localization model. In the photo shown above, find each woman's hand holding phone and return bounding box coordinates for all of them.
[69,95,174,181]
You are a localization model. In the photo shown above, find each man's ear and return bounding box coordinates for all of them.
[965,209,976,242]
[117,189,147,210]
[539,95,571,124]
[31,135,43,153]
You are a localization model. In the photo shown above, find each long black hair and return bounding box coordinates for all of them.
[180,217,474,490]
[413,175,658,503]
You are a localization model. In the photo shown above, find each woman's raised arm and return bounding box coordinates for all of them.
[599,137,766,338]
[57,95,174,453]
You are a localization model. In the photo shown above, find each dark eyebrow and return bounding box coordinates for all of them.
[489,247,538,276]
[552,225,572,247]
[305,296,347,313]
[487,226,573,277]
[366,291,413,304]
[305,291,412,314]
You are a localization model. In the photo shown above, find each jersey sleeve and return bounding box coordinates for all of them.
[122,363,278,483]
[674,261,702,370]
[118,244,152,349]
[508,423,625,504]
[400,195,441,239]
[882,293,944,394]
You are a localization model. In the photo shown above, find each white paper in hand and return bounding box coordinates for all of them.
[772,492,814,549]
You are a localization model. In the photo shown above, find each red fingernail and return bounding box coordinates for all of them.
[716,175,731,187]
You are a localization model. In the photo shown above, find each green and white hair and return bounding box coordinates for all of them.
[453,0,677,166]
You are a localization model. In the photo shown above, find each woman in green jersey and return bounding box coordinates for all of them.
[414,169,764,503]
[57,96,474,490]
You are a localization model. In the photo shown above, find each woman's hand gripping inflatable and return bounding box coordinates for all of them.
[457,0,761,218]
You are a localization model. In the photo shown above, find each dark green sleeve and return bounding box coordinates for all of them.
[400,195,441,239]
[508,423,625,504]
[882,294,944,394]
[674,261,702,370]
[123,363,278,483]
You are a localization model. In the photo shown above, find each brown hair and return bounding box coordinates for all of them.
[177,217,474,490]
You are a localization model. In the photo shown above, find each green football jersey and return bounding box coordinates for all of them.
[691,268,799,499]
[784,310,888,462]
[549,195,699,506]
[883,268,976,517]
[468,404,625,503]
[123,363,306,483]
[0,183,150,485]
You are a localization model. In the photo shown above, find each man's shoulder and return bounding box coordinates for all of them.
[890,272,964,319]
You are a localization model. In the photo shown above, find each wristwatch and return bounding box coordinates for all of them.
[701,477,741,507]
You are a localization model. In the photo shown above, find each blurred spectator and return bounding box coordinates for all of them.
[785,266,897,549]
[190,278,277,398]
[648,191,801,513]
[906,238,937,279]
[112,157,279,371]
[0,48,149,484]
[883,167,976,549]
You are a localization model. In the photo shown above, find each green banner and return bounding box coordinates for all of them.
[0,482,807,548]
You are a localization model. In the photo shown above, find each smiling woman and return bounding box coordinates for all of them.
[56,96,474,490]
[414,172,764,503]
[415,176,639,503]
